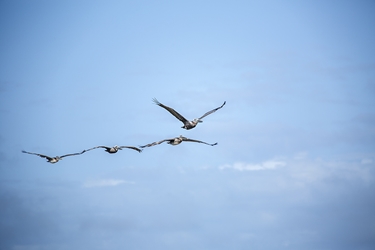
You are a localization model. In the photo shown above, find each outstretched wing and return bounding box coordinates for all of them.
[59,150,86,158]
[140,138,172,148]
[182,138,218,146]
[119,146,142,153]
[83,146,108,152]
[198,101,226,120]
[153,98,189,124]
[22,150,52,160]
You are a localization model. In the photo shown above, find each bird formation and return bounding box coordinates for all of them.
[22,99,226,163]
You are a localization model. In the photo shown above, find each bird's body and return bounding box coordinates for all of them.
[21,150,85,163]
[84,145,142,154]
[153,98,226,130]
[140,135,218,148]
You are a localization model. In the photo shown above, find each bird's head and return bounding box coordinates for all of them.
[49,157,61,163]
[178,135,187,141]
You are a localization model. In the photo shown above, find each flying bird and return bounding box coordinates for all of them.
[140,135,218,148]
[21,150,85,163]
[153,98,226,130]
[83,145,142,154]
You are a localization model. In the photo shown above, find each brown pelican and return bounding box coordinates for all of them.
[140,135,218,148]
[21,150,85,163]
[83,145,142,154]
[153,98,226,130]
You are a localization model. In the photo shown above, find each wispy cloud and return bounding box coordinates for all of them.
[83,179,135,188]
[219,155,374,184]
[361,158,373,165]
[219,160,286,171]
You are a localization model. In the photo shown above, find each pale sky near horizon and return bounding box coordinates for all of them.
[1,1,375,249]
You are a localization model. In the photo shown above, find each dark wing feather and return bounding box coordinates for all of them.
[182,138,218,146]
[119,146,142,153]
[83,146,108,152]
[22,150,52,160]
[153,98,189,124]
[140,138,172,148]
[198,101,226,120]
[59,150,86,158]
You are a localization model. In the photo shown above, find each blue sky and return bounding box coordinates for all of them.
[1,0,375,249]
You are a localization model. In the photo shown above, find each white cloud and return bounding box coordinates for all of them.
[219,160,286,171]
[83,179,135,188]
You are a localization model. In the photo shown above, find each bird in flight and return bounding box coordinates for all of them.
[153,98,226,130]
[140,135,218,148]
[83,145,142,154]
[21,150,85,163]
